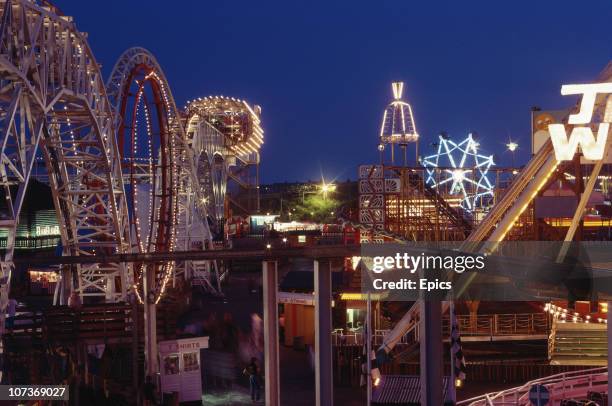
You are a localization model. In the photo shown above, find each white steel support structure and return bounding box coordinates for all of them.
[106,47,184,305]
[187,97,263,220]
[0,0,266,385]
[314,259,333,406]
[183,105,228,292]
[180,97,265,292]
[0,0,131,312]
[106,47,220,378]
[263,260,280,406]
[143,265,157,376]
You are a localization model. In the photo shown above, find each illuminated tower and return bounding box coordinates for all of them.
[378,82,420,165]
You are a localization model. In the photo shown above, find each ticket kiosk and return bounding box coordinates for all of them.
[158,336,209,402]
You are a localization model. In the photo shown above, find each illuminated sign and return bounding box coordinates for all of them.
[549,83,612,161]
[35,225,60,236]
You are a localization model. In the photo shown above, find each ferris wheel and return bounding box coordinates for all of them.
[422,133,495,211]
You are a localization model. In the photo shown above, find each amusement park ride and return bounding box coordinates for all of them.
[0,1,611,404]
[359,83,516,242]
[0,0,263,372]
[357,77,612,403]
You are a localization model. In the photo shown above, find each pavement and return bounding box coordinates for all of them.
[192,265,364,405]
[203,387,260,405]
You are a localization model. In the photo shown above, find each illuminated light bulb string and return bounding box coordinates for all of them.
[148,72,179,304]
[130,87,145,305]
[544,303,607,324]
[126,71,262,303]
[126,71,180,304]
[499,161,559,241]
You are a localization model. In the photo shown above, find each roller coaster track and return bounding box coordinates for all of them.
[0,0,262,332]
[0,0,131,306]
[462,139,558,248]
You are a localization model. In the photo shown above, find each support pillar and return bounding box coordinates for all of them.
[420,300,443,405]
[143,266,158,377]
[608,300,611,399]
[314,259,333,406]
[366,293,372,406]
[131,293,140,405]
[263,261,280,406]
[557,152,608,262]
[466,300,480,333]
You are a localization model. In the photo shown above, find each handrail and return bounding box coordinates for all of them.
[332,313,549,346]
[548,314,557,360]
[6,305,133,341]
[463,139,555,245]
[458,367,607,405]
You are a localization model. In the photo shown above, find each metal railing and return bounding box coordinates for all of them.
[548,315,558,360]
[332,313,549,346]
[444,313,549,338]
[458,367,608,405]
[6,304,134,341]
[332,327,418,347]
[0,236,60,250]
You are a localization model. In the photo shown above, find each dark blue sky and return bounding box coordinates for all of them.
[56,0,611,183]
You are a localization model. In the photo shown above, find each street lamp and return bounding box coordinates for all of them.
[320,182,336,200]
[506,141,518,152]
[378,143,385,165]
[506,140,519,167]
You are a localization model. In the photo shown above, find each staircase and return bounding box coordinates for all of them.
[550,322,608,366]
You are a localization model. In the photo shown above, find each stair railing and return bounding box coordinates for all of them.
[458,366,608,405]
[548,314,557,361]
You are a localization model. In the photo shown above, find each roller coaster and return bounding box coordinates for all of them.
[0,1,610,403]
[0,0,263,334]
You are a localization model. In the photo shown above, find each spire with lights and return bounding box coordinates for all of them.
[378,82,420,165]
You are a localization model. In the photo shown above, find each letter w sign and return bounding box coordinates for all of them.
[549,123,609,161]
[548,83,612,161]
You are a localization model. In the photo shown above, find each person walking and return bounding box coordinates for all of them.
[6,298,17,329]
[243,357,261,403]
[68,291,81,310]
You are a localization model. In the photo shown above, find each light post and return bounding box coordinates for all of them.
[320,182,336,201]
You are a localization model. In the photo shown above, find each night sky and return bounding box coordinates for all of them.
[55,0,611,183]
